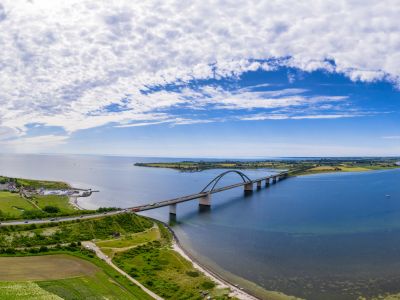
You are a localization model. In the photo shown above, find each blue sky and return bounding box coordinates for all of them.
[0,1,399,157]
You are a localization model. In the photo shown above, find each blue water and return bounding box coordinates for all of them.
[1,153,400,299]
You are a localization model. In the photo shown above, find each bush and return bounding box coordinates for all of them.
[201,281,216,289]
[43,206,60,213]
[186,271,199,277]
[39,246,48,252]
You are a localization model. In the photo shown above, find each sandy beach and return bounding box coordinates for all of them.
[68,196,84,210]
[171,239,259,300]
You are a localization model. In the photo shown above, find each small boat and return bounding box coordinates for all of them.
[386,194,391,198]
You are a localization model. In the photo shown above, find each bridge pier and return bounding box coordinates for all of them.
[256,180,262,189]
[169,203,177,215]
[244,182,253,193]
[199,194,211,208]
[272,176,277,184]
[265,178,270,187]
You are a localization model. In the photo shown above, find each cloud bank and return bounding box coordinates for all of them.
[0,0,399,140]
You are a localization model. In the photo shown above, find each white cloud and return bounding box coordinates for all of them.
[0,0,398,140]
[382,136,400,140]
[0,134,68,153]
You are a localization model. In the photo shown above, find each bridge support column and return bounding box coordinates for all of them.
[199,194,211,208]
[265,178,270,187]
[169,203,177,215]
[272,176,277,184]
[244,182,253,193]
[256,180,262,189]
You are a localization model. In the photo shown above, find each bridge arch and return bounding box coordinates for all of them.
[200,170,252,193]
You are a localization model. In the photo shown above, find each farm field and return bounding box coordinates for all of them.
[0,254,149,300]
[0,255,97,281]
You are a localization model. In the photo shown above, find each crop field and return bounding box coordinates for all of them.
[0,254,98,281]
[0,254,148,300]
[37,272,139,300]
[0,281,62,300]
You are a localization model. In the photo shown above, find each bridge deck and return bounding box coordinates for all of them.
[132,172,287,212]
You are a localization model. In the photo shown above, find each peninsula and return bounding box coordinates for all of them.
[135,157,400,176]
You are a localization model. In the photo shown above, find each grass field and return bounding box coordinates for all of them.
[96,226,160,258]
[0,191,35,217]
[32,195,76,213]
[0,192,77,220]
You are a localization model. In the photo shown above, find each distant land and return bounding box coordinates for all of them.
[135,157,400,176]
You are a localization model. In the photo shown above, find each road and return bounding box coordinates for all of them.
[82,241,163,300]
[0,209,126,226]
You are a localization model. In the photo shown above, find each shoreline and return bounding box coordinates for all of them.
[68,196,84,210]
[170,230,259,300]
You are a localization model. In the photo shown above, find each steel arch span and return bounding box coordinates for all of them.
[200,170,252,193]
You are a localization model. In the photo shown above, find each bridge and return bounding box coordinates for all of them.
[130,170,289,217]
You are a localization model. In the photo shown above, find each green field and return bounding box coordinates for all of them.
[37,272,141,300]
[0,192,77,220]
[0,191,36,218]
[32,195,76,214]
[96,226,160,257]
[0,254,151,300]
[0,176,70,190]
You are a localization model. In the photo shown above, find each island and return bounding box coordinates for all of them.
[135,157,400,176]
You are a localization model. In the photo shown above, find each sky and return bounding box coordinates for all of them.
[0,0,399,157]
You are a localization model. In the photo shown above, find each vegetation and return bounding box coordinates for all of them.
[0,176,70,189]
[0,213,234,299]
[0,251,152,300]
[135,157,400,176]
[111,223,233,300]
[0,175,82,221]
[0,213,153,248]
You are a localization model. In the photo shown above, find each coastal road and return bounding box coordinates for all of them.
[0,209,127,226]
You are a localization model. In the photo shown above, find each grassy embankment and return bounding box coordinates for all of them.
[0,213,236,299]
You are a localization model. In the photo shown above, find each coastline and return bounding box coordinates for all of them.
[169,226,300,300]
[170,231,258,300]
[68,196,84,210]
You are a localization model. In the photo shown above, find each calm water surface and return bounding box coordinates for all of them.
[1,153,400,300]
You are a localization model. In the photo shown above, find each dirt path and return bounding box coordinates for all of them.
[82,241,163,300]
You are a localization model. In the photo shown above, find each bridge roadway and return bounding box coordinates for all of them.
[130,171,288,213]
[0,170,288,226]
